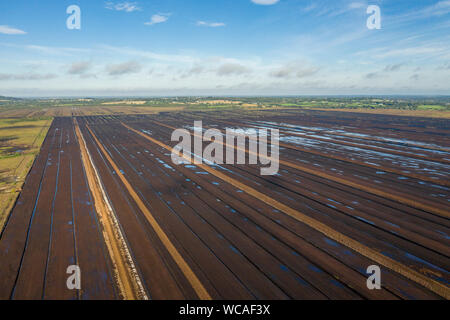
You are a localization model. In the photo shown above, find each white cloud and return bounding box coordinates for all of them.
[217,63,251,76]
[383,63,404,72]
[326,1,368,17]
[106,61,142,76]
[392,1,450,25]
[0,43,91,56]
[423,0,450,16]
[270,62,319,79]
[145,13,170,26]
[26,44,90,56]
[251,0,280,5]
[348,2,365,9]
[197,21,226,28]
[0,25,26,35]
[98,44,195,63]
[365,72,380,79]
[68,61,92,75]
[302,4,317,13]
[374,47,445,59]
[105,2,141,12]
[0,73,56,80]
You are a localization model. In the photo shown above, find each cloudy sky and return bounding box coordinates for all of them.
[0,0,449,97]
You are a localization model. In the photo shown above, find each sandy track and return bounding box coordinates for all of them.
[74,119,147,300]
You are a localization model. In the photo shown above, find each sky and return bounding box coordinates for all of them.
[0,0,449,97]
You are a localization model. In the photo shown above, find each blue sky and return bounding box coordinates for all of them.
[0,0,449,96]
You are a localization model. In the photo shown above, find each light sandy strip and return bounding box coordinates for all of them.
[122,121,450,299]
[153,120,449,219]
[86,124,211,300]
[74,119,148,300]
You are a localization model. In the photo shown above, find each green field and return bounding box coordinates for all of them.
[417,105,447,111]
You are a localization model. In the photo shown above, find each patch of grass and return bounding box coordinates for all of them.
[0,117,52,231]
[417,105,447,111]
